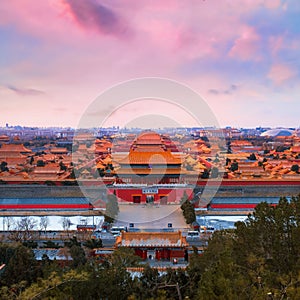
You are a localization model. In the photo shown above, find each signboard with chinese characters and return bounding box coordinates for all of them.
[142,187,158,194]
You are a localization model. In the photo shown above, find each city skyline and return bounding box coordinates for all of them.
[1,1,300,128]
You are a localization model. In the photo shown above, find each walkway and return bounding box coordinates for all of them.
[114,204,189,230]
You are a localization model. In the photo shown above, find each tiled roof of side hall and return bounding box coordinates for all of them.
[0,143,32,153]
[115,231,188,248]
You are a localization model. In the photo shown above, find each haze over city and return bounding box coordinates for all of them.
[1,0,300,129]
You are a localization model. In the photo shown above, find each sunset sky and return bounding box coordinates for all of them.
[1,0,299,128]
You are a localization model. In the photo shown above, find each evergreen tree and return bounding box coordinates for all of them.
[181,195,196,225]
[105,190,119,223]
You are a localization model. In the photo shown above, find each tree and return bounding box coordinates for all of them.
[0,161,9,172]
[39,216,49,233]
[36,160,45,167]
[59,161,67,171]
[64,236,81,248]
[230,161,239,172]
[42,241,61,249]
[225,157,231,166]
[105,190,119,223]
[226,141,232,154]
[61,217,71,232]
[3,216,14,231]
[232,196,300,297]
[83,238,103,249]
[210,167,219,178]
[109,247,141,268]
[291,164,299,173]
[29,156,34,165]
[181,198,196,225]
[97,168,105,177]
[201,169,210,179]
[9,217,37,242]
[185,195,300,299]
[1,245,39,287]
[248,153,257,161]
[18,270,88,300]
[69,245,87,268]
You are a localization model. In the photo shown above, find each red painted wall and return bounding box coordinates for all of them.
[0,204,91,210]
[110,188,193,203]
[210,203,277,209]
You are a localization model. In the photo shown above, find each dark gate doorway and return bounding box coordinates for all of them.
[133,195,141,203]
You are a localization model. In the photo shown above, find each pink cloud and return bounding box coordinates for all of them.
[263,0,282,9]
[61,0,131,38]
[268,63,298,85]
[229,26,261,61]
[228,0,283,11]
[269,35,284,56]
[0,0,298,128]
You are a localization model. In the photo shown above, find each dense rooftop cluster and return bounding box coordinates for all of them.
[0,127,300,183]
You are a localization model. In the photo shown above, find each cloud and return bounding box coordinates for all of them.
[208,84,239,95]
[62,0,130,37]
[267,63,298,85]
[3,84,44,96]
[269,35,284,56]
[229,26,261,61]
[0,0,299,128]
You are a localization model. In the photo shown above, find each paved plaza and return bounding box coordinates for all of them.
[114,204,189,230]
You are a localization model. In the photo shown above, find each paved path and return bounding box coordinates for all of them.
[114,204,189,230]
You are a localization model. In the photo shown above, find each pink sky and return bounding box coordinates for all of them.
[0,0,299,128]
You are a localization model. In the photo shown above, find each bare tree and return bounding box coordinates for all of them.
[39,216,49,233]
[61,217,71,232]
[9,217,37,242]
[4,216,15,231]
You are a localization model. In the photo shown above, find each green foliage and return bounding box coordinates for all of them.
[181,197,196,225]
[18,270,89,300]
[97,168,105,177]
[64,236,87,268]
[36,160,45,167]
[22,240,38,248]
[225,157,231,166]
[0,244,40,287]
[195,195,300,299]
[83,238,103,249]
[104,191,119,223]
[0,161,9,172]
[210,166,219,178]
[59,161,67,171]
[64,236,81,248]
[109,247,142,268]
[1,196,300,299]
[291,164,299,173]
[248,153,257,160]
[201,169,210,179]
[69,245,87,268]
[230,161,239,172]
